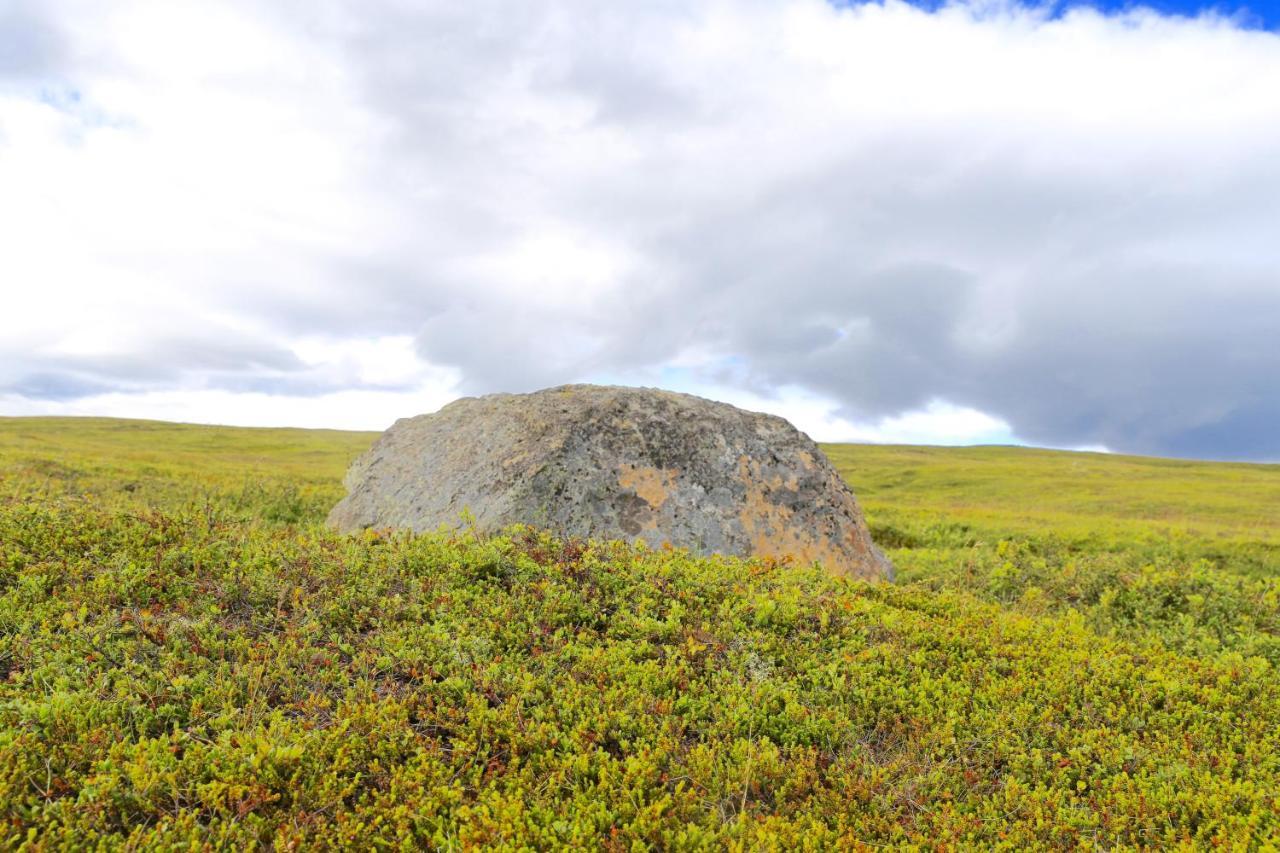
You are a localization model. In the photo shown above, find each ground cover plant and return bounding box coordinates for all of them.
[1,417,1277,848]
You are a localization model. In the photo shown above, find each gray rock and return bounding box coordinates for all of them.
[328,384,893,580]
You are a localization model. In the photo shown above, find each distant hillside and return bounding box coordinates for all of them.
[828,443,1280,547]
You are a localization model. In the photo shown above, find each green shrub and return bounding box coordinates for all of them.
[0,418,1276,847]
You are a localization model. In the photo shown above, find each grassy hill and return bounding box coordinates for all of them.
[1,417,1277,848]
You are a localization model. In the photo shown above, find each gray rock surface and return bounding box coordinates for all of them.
[329,385,893,580]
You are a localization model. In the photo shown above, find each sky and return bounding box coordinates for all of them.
[1,0,1278,460]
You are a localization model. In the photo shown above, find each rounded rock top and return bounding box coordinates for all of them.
[328,384,893,581]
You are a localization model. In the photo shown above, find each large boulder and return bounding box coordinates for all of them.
[329,385,892,580]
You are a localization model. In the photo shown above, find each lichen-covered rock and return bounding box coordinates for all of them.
[328,385,892,580]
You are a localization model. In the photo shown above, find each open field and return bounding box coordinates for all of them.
[830,443,1280,554]
[1,417,1277,847]
[0,418,375,522]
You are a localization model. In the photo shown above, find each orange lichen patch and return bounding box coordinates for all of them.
[617,463,678,510]
[736,455,872,579]
[765,469,799,490]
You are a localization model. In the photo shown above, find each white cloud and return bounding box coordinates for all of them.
[1,0,1278,457]
[674,383,1016,446]
[0,385,455,432]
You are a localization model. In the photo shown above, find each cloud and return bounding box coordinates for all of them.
[1,1,1278,458]
[0,1,64,81]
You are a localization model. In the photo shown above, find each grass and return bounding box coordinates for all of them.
[827,443,1280,553]
[0,418,374,527]
[0,417,1277,848]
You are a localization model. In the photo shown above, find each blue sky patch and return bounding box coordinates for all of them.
[836,0,1280,28]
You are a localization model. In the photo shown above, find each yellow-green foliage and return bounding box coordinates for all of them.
[827,444,1280,665]
[1,418,1278,848]
[826,443,1280,565]
[0,418,373,525]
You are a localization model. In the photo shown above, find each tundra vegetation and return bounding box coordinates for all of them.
[1,418,1277,849]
